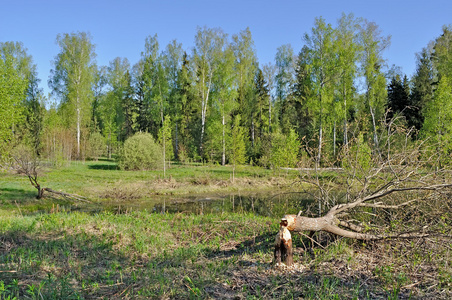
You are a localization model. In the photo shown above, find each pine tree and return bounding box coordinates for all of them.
[387,74,410,120]
[409,48,433,132]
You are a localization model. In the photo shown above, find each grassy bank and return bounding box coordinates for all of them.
[1,160,299,211]
[1,210,450,299]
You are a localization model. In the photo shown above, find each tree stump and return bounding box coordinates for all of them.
[274,217,293,266]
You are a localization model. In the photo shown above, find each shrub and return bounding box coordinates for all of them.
[341,133,372,177]
[87,132,106,160]
[269,129,300,169]
[118,132,162,170]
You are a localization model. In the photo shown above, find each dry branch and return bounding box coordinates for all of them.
[275,120,452,268]
[277,182,452,242]
[11,145,91,203]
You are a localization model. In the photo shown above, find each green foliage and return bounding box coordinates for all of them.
[275,44,295,103]
[409,48,433,131]
[269,129,300,169]
[106,57,137,142]
[87,131,106,160]
[359,20,391,147]
[422,75,452,165]
[118,132,162,170]
[49,32,96,159]
[387,75,410,122]
[229,116,247,166]
[193,27,228,158]
[342,133,372,176]
[158,115,174,161]
[205,118,224,162]
[432,25,452,79]
[9,19,452,168]
[0,50,27,157]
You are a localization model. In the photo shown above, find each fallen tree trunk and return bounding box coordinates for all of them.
[274,183,452,265]
[40,187,91,203]
[280,213,429,241]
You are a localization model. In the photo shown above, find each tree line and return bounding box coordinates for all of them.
[2,13,452,169]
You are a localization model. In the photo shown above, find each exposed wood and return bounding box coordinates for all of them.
[274,218,293,266]
[278,183,452,242]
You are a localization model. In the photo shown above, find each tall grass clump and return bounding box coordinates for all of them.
[118,132,162,170]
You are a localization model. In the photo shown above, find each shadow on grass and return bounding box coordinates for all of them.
[197,232,412,299]
[0,187,37,203]
[0,223,418,299]
[0,230,142,299]
[87,163,118,171]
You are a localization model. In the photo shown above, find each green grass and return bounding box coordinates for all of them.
[0,210,450,299]
[1,160,300,209]
[1,161,451,299]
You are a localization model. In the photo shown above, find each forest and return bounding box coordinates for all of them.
[2,14,452,169]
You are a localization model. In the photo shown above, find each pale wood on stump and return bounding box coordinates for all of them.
[274,218,293,266]
[272,183,452,266]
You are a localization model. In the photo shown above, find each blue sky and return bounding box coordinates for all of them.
[1,0,451,96]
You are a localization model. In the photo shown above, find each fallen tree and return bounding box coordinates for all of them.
[275,120,452,266]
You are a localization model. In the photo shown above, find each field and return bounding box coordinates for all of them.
[0,161,451,299]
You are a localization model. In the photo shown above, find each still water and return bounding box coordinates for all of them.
[76,191,315,218]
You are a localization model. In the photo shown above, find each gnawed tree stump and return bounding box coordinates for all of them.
[273,182,452,266]
[274,218,293,266]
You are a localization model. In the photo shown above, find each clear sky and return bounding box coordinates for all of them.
[1,0,451,96]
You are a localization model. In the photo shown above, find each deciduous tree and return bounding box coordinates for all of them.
[193,27,227,158]
[49,32,97,159]
[359,20,391,149]
[0,48,27,157]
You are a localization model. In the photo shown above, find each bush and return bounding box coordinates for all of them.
[87,132,106,160]
[269,129,300,169]
[341,133,372,177]
[118,132,162,170]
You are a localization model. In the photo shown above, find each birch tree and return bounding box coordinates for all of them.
[49,32,96,159]
[213,44,237,165]
[193,27,226,158]
[262,63,277,133]
[359,20,391,149]
[232,28,257,147]
[336,13,361,148]
[303,17,339,166]
[275,44,295,131]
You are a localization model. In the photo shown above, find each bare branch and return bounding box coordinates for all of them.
[357,199,417,209]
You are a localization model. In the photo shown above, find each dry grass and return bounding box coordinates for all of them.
[93,176,294,200]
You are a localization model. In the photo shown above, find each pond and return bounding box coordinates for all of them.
[74,191,316,218]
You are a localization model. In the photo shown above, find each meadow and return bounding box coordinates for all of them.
[0,161,450,299]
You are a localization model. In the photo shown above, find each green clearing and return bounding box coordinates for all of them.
[0,160,299,213]
[0,162,451,299]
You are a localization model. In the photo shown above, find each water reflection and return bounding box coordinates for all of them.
[97,192,315,218]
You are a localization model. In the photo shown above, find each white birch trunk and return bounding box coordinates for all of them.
[222,113,225,166]
[333,121,336,157]
[370,106,379,148]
